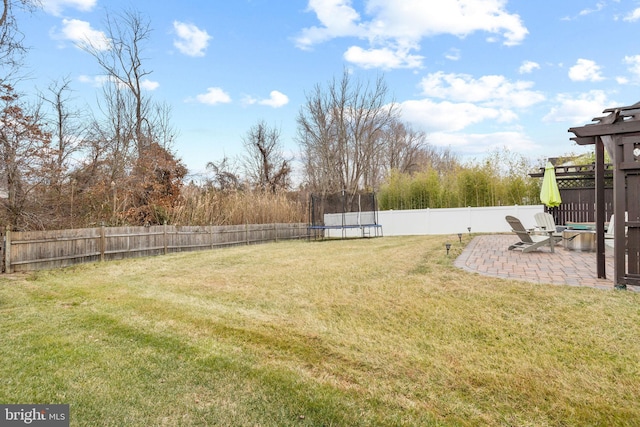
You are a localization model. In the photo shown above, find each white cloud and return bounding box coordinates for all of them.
[418,71,545,109]
[60,18,110,51]
[519,60,540,74]
[243,91,290,108]
[444,48,461,61]
[397,71,547,145]
[79,75,159,91]
[141,79,160,91]
[427,131,539,154]
[623,8,640,22]
[343,45,423,69]
[615,55,640,85]
[259,91,289,108]
[568,59,605,82]
[364,0,528,46]
[295,0,528,70]
[78,75,109,87]
[543,90,611,123]
[242,95,257,106]
[623,55,640,80]
[295,0,364,49]
[579,2,606,17]
[194,87,231,105]
[41,0,96,16]
[394,71,548,142]
[399,98,513,133]
[173,21,212,57]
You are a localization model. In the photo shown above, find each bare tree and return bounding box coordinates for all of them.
[0,0,39,76]
[381,120,427,177]
[81,8,153,157]
[241,120,291,192]
[148,101,178,150]
[206,156,242,191]
[74,8,186,225]
[414,144,460,175]
[93,79,137,183]
[33,77,90,226]
[297,70,398,195]
[40,77,87,186]
[0,83,52,229]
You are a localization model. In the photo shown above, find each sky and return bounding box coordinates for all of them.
[14,0,640,177]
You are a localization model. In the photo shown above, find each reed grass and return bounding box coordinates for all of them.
[170,187,307,225]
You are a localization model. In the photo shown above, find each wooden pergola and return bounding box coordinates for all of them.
[569,103,640,290]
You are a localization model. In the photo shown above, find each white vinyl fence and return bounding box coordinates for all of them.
[323,205,544,237]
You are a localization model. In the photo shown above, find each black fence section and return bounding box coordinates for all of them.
[2,223,308,273]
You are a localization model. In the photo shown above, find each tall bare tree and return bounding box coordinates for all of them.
[381,120,427,177]
[89,79,136,184]
[40,77,87,186]
[241,120,291,192]
[75,7,185,226]
[33,77,90,226]
[81,8,153,157]
[297,70,398,195]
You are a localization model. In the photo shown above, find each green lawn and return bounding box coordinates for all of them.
[1,235,639,426]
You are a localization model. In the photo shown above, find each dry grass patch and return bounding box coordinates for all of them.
[1,235,639,426]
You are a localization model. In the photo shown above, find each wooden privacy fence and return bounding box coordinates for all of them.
[1,223,308,273]
[546,201,614,225]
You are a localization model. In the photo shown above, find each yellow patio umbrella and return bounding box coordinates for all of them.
[540,162,562,207]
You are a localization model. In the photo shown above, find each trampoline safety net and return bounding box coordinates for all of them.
[308,191,382,238]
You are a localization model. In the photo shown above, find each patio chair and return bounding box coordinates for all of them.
[505,215,555,253]
[533,212,564,245]
[605,214,615,248]
[605,213,628,248]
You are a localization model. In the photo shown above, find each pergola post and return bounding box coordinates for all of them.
[595,136,606,279]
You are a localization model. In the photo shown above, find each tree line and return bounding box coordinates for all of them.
[1,5,188,230]
[0,2,544,231]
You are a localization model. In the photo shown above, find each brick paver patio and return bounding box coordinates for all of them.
[454,234,639,291]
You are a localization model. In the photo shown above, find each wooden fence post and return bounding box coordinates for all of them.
[163,222,168,255]
[100,225,105,262]
[0,226,4,273]
[274,223,278,243]
[245,223,249,245]
[5,226,11,274]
